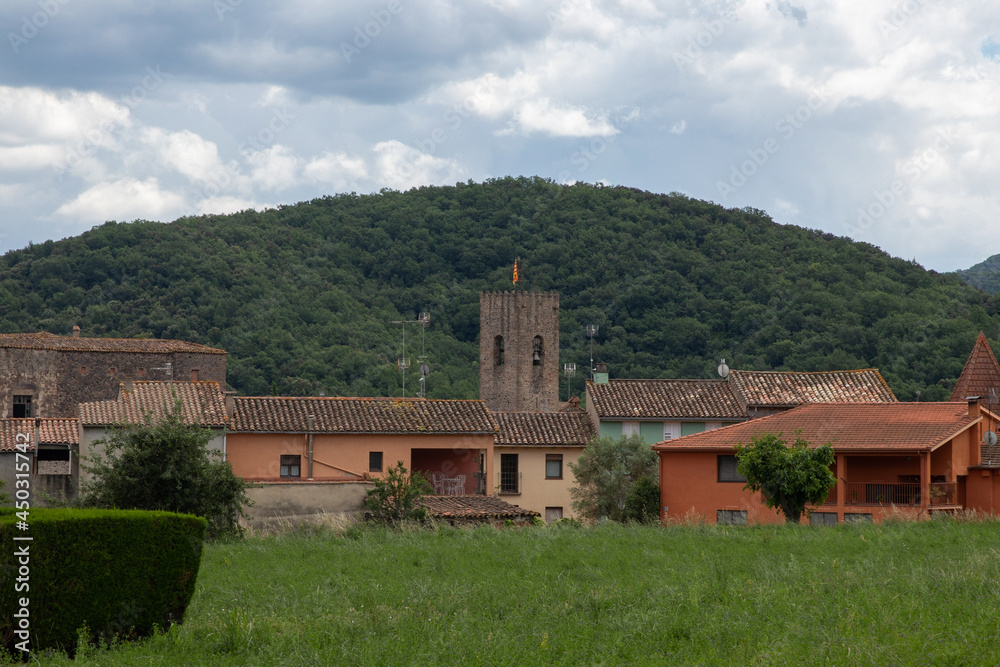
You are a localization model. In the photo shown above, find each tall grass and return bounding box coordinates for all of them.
[17,518,1000,666]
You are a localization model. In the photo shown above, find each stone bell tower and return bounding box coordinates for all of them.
[479,291,560,412]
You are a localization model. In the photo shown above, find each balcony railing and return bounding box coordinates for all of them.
[842,482,957,506]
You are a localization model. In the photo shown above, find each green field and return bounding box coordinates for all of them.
[18,519,1000,666]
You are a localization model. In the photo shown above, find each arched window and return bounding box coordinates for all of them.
[533,336,543,366]
[494,335,505,365]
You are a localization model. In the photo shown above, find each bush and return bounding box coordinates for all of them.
[363,461,431,525]
[623,476,661,523]
[0,508,206,656]
[80,400,251,538]
[568,435,658,522]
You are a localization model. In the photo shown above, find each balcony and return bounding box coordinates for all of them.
[842,482,957,507]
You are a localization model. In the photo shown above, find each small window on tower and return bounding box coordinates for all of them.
[494,335,505,366]
[12,395,31,418]
[533,336,543,366]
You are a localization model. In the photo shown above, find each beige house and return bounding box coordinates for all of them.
[492,409,595,521]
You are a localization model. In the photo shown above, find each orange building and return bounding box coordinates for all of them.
[653,400,1000,525]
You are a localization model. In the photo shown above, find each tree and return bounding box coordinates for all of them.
[363,461,432,525]
[80,401,251,538]
[734,432,836,524]
[568,434,658,522]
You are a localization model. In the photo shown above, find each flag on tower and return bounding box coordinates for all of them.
[513,259,519,286]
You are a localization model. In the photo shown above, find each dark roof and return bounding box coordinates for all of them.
[420,495,540,519]
[728,369,897,407]
[0,418,79,452]
[652,402,978,453]
[977,443,1000,468]
[231,397,498,434]
[586,379,746,420]
[0,332,225,354]
[493,411,595,447]
[79,381,229,428]
[951,332,1000,402]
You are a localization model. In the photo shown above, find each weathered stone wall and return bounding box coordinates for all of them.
[479,292,560,412]
[0,348,227,418]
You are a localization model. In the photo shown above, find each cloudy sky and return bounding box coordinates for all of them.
[1,0,998,272]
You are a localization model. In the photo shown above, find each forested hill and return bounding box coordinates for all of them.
[955,254,1000,294]
[1,177,998,401]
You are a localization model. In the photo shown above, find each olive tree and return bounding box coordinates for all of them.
[734,432,836,523]
[568,434,658,522]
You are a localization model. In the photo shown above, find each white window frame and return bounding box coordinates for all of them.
[662,422,681,440]
[622,421,640,437]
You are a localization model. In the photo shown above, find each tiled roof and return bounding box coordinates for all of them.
[493,411,595,447]
[0,332,224,354]
[79,381,229,427]
[652,402,978,452]
[951,332,1000,402]
[978,443,1000,468]
[728,369,897,407]
[0,418,78,452]
[230,397,498,434]
[586,379,746,420]
[420,495,540,519]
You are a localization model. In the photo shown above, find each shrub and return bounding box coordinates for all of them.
[623,476,661,523]
[569,435,658,522]
[363,461,431,525]
[0,508,206,656]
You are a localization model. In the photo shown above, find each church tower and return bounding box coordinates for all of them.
[479,291,560,412]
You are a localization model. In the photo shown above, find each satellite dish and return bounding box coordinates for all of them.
[420,363,430,377]
[986,430,998,446]
[717,358,730,379]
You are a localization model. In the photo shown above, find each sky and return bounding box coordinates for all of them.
[1,0,998,273]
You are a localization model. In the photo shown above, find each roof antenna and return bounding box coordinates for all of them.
[717,358,730,379]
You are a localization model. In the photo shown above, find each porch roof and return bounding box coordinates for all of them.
[652,402,979,453]
[420,495,540,519]
[0,418,79,452]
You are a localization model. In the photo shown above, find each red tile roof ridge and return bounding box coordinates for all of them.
[235,395,486,402]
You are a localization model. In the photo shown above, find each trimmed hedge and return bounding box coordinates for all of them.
[0,508,206,656]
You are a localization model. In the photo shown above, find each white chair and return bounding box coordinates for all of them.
[431,473,443,495]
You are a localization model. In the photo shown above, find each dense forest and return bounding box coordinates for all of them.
[955,254,1000,295]
[1,177,998,401]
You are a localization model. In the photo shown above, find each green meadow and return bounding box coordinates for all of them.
[17,518,1000,666]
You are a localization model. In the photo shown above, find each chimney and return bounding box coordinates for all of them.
[122,379,134,394]
[593,363,609,385]
[72,325,80,338]
[968,397,981,418]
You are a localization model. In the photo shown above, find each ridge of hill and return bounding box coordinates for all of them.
[955,254,1000,294]
[2,177,998,401]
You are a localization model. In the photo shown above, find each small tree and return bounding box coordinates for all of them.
[734,432,836,524]
[363,461,432,525]
[569,434,658,522]
[80,401,251,538]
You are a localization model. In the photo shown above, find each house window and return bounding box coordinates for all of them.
[809,512,838,526]
[717,455,747,483]
[280,455,301,478]
[662,422,680,440]
[191,369,199,381]
[369,451,383,473]
[545,454,563,479]
[494,336,505,366]
[12,395,31,418]
[622,421,640,437]
[717,510,747,525]
[500,453,519,494]
[36,447,70,475]
[844,513,873,523]
[532,336,543,366]
[545,507,563,523]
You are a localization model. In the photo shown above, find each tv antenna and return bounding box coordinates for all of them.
[391,311,431,399]
[563,363,576,402]
[586,324,599,378]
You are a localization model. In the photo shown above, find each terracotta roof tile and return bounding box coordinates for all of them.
[587,379,746,420]
[420,495,540,519]
[493,411,595,447]
[728,369,897,407]
[79,381,228,427]
[0,418,78,452]
[950,332,1000,402]
[231,397,497,434]
[978,443,1000,468]
[0,332,225,354]
[652,402,978,452]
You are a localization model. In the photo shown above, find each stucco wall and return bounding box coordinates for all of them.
[493,446,583,519]
[246,481,371,520]
[79,425,225,486]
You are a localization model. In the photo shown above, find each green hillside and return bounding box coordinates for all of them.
[1,177,997,401]
[955,254,1000,294]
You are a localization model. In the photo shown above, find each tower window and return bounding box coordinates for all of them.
[494,335,505,366]
[12,395,31,418]
[533,336,543,366]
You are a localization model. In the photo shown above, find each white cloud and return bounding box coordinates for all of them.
[670,119,686,135]
[373,140,464,190]
[0,87,129,145]
[195,196,268,217]
[247,145,300,191]
[141,128,224,184]
[304,151,369,191]
[53,178,186,224]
